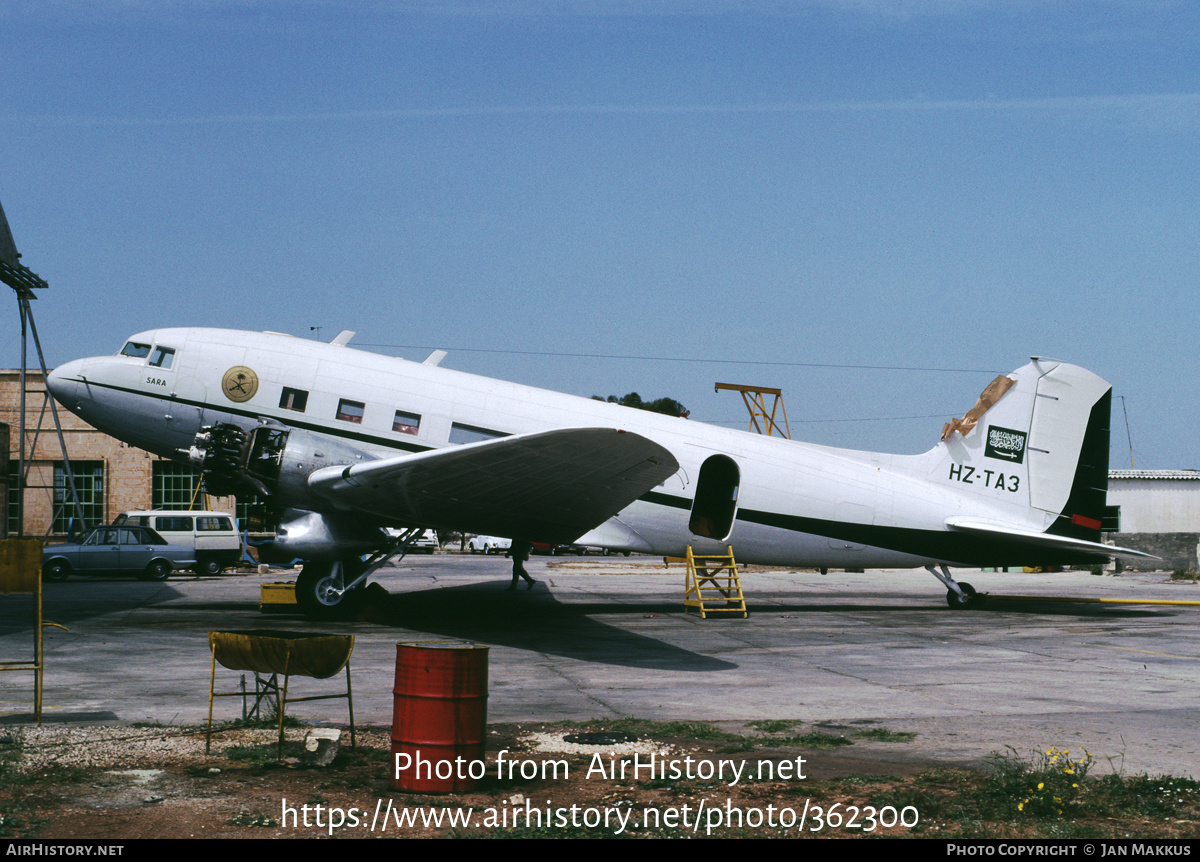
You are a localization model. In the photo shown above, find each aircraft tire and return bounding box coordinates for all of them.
[296,562,346,619]
[945,581,983,610]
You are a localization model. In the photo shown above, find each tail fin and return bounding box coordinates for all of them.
[933,358,1112,538]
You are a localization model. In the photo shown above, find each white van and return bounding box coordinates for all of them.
[113,510,242,575]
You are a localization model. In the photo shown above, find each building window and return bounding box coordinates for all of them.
[233,494,265,532]
[393,410,421,435]
[449,423,506,445]
[53,461,104,533]
[153,461,203,510]
[279,387,309,412]
[336,399,365,423]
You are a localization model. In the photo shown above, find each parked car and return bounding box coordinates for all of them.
[113,510,241,575]
[42,525,198,582]
[466,535,512,554]
[410,529,439,554]
[530,541,587,556]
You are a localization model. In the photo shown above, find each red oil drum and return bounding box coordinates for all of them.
[391,641,489,792]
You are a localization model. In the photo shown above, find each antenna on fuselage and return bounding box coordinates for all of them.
[1,199,88,537]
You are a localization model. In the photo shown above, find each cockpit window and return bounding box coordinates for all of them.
[120,342,151,359]
[149,346,175,369]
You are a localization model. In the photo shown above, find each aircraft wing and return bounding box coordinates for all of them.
[307,427,679,543]
[944,517,1159,561]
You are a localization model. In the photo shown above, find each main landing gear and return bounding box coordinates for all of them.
[925,564,986,610]
[294,528,425,619]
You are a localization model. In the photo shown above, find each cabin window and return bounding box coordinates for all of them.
[279,387,309,412]
[149,346,175,369]
[155,515,194,532]
[449,422,506,445]
[393,410,421,435]
[120,342,151,359]
[198,516,233,531]
[336,399,365,423]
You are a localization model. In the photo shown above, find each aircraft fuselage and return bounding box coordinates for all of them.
[46,327,1111,571]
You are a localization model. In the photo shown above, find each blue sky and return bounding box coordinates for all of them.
[2,1,1197,466]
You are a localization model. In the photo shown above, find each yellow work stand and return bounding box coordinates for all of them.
[0,538,67,724]
[678,545,747,619]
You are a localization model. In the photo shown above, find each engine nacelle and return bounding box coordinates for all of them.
[189,422,375,510]
[258,507,389,562]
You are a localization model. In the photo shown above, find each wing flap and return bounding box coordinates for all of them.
[945,517,1158,560]
[308,427,679,542]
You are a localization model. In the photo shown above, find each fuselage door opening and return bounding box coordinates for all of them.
[688,454,740,542]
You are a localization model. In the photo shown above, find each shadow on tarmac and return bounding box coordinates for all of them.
[363,580,738,672]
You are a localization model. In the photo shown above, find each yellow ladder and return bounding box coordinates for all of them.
[682,545,747,618]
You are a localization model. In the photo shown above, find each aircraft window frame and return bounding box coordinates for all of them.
[120,342,151,359]
[449,422,507,445]
[149,346,175,369]
[336,399,365,424]
[279,387,309,412]
[393,410,421,436]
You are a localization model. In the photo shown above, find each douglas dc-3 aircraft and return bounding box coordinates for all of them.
[45,328,1148,617]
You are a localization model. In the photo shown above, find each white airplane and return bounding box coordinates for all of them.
[45,327,1148,617]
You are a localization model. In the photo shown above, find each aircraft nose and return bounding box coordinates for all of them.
[46,358,85,405]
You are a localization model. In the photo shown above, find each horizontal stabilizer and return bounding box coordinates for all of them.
[308,427,679,543]
[945,517,1159,561]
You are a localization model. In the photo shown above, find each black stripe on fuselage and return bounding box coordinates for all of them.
[640,490,1109,567]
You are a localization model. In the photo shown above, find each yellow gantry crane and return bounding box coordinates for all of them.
[714,382,791,438]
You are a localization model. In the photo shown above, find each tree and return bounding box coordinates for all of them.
[592,392,689,418]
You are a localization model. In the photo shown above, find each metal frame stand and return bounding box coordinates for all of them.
[1,199,87,539]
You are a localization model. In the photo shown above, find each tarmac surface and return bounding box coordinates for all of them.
[3,553,1198,779]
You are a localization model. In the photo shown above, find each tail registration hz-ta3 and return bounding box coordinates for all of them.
[46,328,1148,617]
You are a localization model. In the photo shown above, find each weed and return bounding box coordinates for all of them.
[837,774,896,787]
[774,732,853,749]
[854,728,917,743]
[747,719,801,734]
[560,717,747,743]
[0,802,46,839]
[228,811,278,827]
[1090,774,1200,818]
[1170,568,1199,581]
[983,747,1092,819]
[225,743,295,765]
